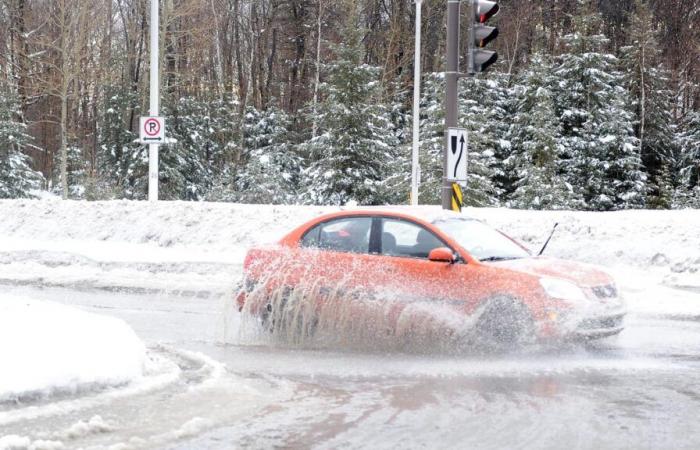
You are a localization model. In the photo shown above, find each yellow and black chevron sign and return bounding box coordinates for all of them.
[451,183,463,212]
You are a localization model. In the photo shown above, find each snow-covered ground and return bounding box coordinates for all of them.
[0,295,146,402]
[1,199,698,293]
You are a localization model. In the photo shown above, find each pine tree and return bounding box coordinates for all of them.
[0,90,43,198]
[97,86,146,199]
[647,162,674,209]
[416,73,501,206]
[416,73,446,205]
[205,98,243,202]
[679,111,700,188]
[553,1,646,210]
[163,97,212,200]
[508,55,579,209]
[379,85,412,205]
[457,76,502,207]
[51,144,88,199]
[162,95,240,200]
[299,17,398,206]
[620,0,676,207]
[673,111,700,208]
[232,106,301,204]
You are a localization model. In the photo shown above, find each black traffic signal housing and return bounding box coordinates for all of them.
[470,1,500,73]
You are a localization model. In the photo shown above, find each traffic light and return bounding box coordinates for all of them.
[470,0,500,73]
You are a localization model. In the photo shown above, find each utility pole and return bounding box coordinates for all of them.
[443,0,460,210]
[411,0,423,206]
[148,0,160,202]
[442,0,500,210]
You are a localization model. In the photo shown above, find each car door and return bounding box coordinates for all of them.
[296,215,386,315]
[375,217,480,337]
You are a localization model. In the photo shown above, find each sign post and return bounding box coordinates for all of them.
[443,0,460,210]
[411,0,423,206]
[147,0,160,202]
[443,0,500,210]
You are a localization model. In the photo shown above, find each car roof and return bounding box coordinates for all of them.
[306,205,475,229]
[329,206,474,223]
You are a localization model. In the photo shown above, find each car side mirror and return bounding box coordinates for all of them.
[428,247,455,263]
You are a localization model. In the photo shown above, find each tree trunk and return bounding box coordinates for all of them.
[639,44,646,156]
[312,0,323,138]
[233,0,245,110]
[210,0,224,99]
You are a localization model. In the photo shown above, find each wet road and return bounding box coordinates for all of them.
[2,272,700,450]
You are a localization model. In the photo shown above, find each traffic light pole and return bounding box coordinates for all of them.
[443,0,460,210]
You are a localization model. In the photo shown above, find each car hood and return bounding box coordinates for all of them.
[483,256,612,287]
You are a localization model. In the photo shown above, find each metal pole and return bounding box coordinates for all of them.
[411,0,423,206]
[148,0,160,202]
[443,0,460,210]
[467,0,476,75]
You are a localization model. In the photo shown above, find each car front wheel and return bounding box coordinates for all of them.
[470,295,535,353]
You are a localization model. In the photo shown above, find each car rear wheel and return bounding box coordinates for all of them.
[263,287,318,342]
[471,296,535,353]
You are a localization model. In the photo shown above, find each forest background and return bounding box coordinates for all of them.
[0,0,699,210]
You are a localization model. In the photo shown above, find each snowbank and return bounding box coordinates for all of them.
[0,295,147,401]
[0,199,698,292]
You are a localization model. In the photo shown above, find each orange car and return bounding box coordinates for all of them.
[237,209,625,348]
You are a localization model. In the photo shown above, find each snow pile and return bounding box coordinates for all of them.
[0,199,698,292]
[0,436,64,450]
[61,415,113,439]
[0,199,329,253]
[0,295,147,401]
[173,417,215,439]
[469,208,700,283]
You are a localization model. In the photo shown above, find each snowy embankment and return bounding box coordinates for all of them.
[0,295,146,402]
[0,199,698,293]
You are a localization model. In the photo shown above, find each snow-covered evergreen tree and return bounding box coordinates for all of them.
[231,106,301,204]
[457,76,503,206]
[677,110,700,207]
[508,55,580,209]
[620,0,676,207]
[380,86,412,205]
[163,97,212,200]
[51,144,88,199]
[647,162,675,209]
[162,95,239,200]
[0,90,43,198]
[416,73,446,204]
[97,86,146,199]
[416,73,501,206]
[679,111,700,187]
[553,1,646,210]
[299,17,398,206]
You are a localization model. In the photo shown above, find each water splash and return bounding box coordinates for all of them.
[232,264,538,355]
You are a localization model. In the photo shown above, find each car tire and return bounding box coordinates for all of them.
[265,287,318,342]
[471,295,535,353]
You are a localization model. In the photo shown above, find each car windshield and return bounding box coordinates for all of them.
[432,218,530,261]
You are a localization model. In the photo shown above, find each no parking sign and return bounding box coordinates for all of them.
[139,116,166,143]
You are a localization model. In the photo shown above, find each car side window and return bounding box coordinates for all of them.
[300,224,321,247]
[301,217,372,254]
[381,219,444,259]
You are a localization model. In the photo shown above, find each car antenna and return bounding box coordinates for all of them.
[538,222,559,256]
